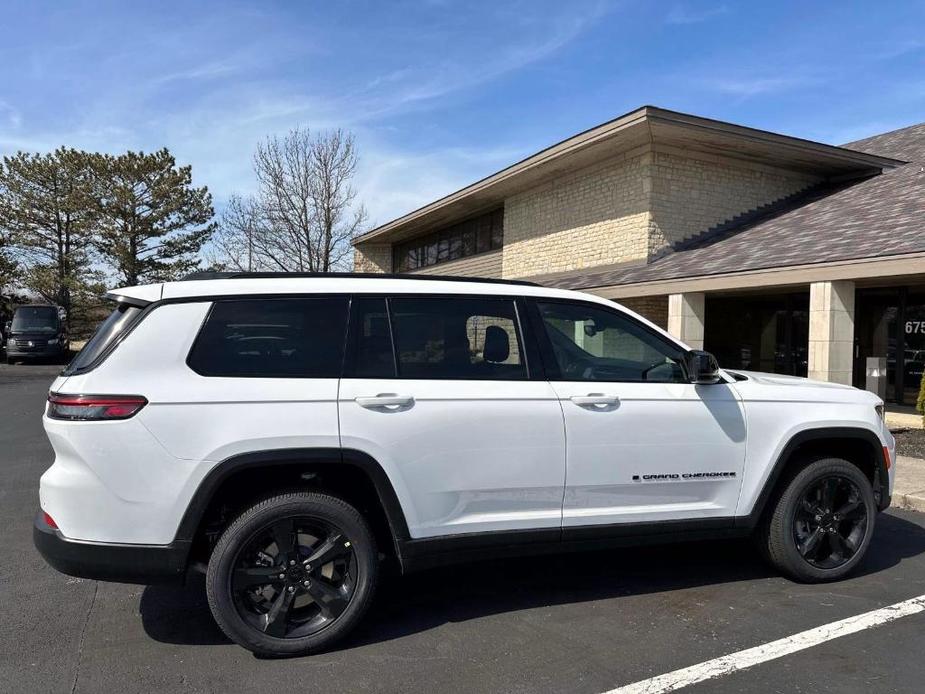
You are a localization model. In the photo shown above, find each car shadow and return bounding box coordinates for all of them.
[139,511,925,652]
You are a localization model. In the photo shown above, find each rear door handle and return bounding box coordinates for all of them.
[355,394,415,409]
[569,394,619,407]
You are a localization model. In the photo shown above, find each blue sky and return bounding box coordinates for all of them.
[1,0,924,227]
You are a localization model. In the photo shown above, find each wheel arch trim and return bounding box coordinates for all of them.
[173,447,412,567]
[739,426,889,528]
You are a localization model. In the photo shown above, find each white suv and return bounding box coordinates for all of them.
[34,273,895,655]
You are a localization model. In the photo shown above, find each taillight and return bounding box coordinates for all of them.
[42,511,58,529]
[883,445,892,471]
[47,392,148,421]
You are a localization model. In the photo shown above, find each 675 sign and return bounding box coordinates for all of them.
[906,321,925,334]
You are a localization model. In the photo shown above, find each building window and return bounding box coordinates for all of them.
[703,293,809,378]
[393,209,503,272]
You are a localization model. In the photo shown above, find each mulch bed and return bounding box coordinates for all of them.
[893,428,925,459]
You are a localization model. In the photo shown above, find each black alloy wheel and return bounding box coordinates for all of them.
[207,492,378,656]
[758,457,876,583]
[230,517,357,638]
[792,475,869,570]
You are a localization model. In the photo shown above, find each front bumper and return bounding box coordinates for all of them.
[33,511,191,584]
[6,343,66,359]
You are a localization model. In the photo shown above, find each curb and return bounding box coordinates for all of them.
[894,493,925,513]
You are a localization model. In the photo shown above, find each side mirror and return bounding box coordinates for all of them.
[686,350,722,385]
[4,321,10,334]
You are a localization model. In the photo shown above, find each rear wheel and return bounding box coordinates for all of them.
[760,458,875,582]
[206,491,378,656]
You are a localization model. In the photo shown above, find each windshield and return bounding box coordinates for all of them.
[11,306,59,333]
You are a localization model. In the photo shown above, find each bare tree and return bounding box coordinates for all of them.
[213,128,367,272]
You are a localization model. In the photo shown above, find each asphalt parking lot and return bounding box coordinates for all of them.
[3,363,925,693]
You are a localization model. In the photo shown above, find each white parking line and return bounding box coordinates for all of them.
[604,594,925,694]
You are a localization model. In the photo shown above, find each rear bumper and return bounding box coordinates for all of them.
[33,511,190,584]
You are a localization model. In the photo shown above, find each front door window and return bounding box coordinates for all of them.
[536,301,686,383]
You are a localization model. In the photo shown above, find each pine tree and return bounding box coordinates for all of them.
[92,149,216,285]
[0,148,96,316]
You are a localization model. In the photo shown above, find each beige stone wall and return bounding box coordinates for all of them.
[617,295,669,330]
[407,249,502,278]
[502,150,652,278]
[353,243,392,273]
[359,145,823,283]
[500,145,820,280]
[647,148,820,256]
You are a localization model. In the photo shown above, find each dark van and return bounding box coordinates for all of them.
[5,305,69,364]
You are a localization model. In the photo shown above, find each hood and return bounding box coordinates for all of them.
[729,370,881,405]
[731,370,856,390]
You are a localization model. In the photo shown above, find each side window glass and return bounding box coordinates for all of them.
[537,301,686,382]
[389,297,526,380]
[188,297,348,378]
[349,297,396,378]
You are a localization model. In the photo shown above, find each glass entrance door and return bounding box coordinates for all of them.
[855,287,925,405]
[902,292,925,405]
[854,290,899,402]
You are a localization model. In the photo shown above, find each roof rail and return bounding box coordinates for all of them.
[180,271,539,287]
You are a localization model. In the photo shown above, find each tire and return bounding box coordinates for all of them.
[759,458,876,582]
[206,491,378,656]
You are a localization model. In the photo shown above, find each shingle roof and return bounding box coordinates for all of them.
[529,123,925,290]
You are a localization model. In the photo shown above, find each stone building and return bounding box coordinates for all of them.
[353,106,925,404]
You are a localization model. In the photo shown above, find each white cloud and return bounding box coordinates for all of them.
[702,75,815,98]
[666,3,727,25]
[0,0,610,228]
[356,141,533,227]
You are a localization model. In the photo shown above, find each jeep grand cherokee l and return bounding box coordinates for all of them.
[34,273,895,656]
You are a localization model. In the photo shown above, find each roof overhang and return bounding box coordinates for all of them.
[355,106,905,247]
[580,252,925,299]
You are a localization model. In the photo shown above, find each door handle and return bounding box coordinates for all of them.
[355,394,415,409]
[569,394,619,407]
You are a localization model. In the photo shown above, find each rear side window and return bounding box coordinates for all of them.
[389,297,526,380]
[64,303,142,375]
[188,297,349,378]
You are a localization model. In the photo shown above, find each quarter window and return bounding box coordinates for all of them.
[64,303,141,375]
[389,297,526,380]
[537,301,686,382]
[188,297,349,378]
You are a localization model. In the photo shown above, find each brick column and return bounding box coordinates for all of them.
[667,293,705,350]
[808,280,855,385]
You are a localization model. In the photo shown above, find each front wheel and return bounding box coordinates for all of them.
[206,491,378,656]
[759,458,876,582]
